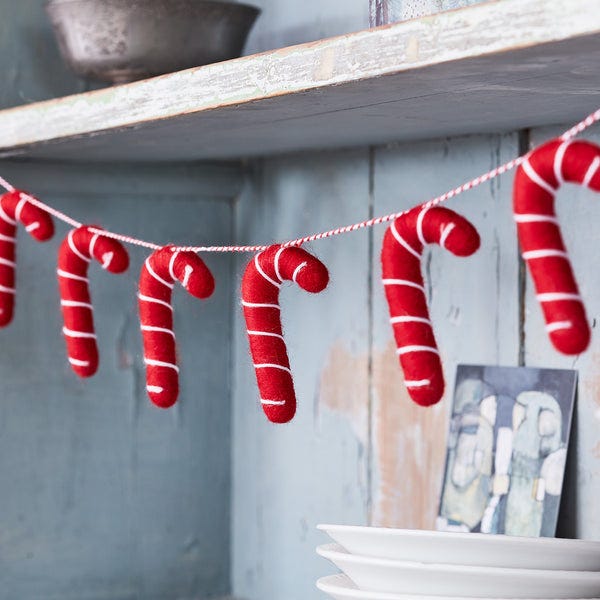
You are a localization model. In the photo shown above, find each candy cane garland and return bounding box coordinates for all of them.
[0,190,54,327]
[57,226,129,377]
[514,138,600,355]
[381,205,480,407]
[138,246,215,408]
[241,244,329,424]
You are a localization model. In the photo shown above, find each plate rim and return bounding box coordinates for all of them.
[317,524,600,550]
[316,574,600,600]
[317,543,600,581]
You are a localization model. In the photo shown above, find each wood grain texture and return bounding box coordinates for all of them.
[0,0,599,161]
[524,125,600,540]
[231,150,371,600]
[369,134,520,529]
[0,171,235,599]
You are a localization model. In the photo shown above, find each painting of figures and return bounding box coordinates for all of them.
[437,365,577,537]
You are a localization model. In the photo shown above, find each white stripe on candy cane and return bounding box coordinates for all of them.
[396,345,440,356]
[390,315,432,325]
[141,325,176,337]
[0,205,16,226]
[68,230,90,263]
[404,379,431,388]
[14,196,27,222]
[522,249,569,260]
[144,358,179,372]
[583,156,600,188]
[382,279,426,293]
[68,357,90,367]
[390,220,420,259]
[254,363,293,374]
[522,159,556,195]
[273,247,287,284]
[292,262,307,283]
[138,293,173,311]
[247,330,285,341]
[145,258,174,289]
[553,140,571,185]
[416,206,431,247]
[514,213,559,224]
[537,292,583,302]
[255,253,281,289]
[62,327,97,339]
[0,257,16,268]
[439,223,455,249]
[242,300,281,309]
[546,321,573,333]
[61,300,93,309]
[57,269,89,283]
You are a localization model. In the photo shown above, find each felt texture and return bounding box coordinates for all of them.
[58,226,129,377]
[241,244,329,424]
[138,246,215,409]
[0,190,54,326]
[381,205,480,407]
[514,138,600,355]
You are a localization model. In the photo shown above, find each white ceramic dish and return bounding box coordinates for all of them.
[317,544,600,598]
[318,524,600,571]
[316,574,600,600]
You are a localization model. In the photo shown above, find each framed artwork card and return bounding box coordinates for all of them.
[437,364,577,537]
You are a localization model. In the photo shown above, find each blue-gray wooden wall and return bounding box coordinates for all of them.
[232,2,600,600]
[3,2,599,600]
[0,4,238,598]
[231,129,600,600]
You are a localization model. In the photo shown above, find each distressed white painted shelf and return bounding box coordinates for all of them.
[0,0,599,162]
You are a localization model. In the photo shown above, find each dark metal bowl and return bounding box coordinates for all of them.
[45,0,260,84]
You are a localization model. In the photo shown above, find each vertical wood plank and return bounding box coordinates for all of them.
[246,0,369,54]
[370,0,488,26]
[526,125,600,539]
[0,165,234,599]
[370,134,521,528]
[232,150,371,600]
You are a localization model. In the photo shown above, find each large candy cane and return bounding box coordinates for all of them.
[514,138,600,355]
[138,246,215,408]
[381,205,480,406]
[57,226,129,377]
[0,190,54,326]
[241,244,329,424]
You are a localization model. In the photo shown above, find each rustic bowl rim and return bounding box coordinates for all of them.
[45,0,261,15]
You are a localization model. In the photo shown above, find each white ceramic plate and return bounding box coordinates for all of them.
[317,544,600,598]
[316,574,600,600]
[318,524,600,571]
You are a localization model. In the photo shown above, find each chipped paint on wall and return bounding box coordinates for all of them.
[318,341,369,445]
[371,340,449,529]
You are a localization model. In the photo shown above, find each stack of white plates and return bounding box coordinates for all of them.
[316,525,600,600]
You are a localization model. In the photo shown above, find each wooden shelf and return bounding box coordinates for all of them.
[1,0,599,162]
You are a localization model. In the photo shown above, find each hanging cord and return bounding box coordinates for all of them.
[1,107,599,253]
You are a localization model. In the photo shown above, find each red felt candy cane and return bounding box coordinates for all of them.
[0,190,54,326]
[138,246,215,408]
[381,205,480,406]
[514,138,600,355]
[57,226,129,377]
[241,244,329,424]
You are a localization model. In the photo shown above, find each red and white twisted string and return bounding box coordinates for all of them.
[1,107,599,252]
